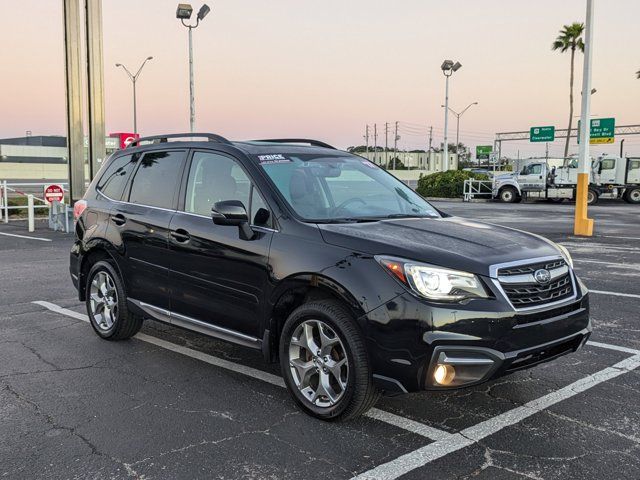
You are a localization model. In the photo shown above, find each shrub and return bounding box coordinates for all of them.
[416,170,489,198]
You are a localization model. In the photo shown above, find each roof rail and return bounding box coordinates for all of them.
[251,138,336,150]
[127,133,232,148]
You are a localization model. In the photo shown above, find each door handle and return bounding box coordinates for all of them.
[170,229,191,243]
[111,214,126,226]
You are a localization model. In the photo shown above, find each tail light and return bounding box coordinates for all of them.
[73,200,88,220]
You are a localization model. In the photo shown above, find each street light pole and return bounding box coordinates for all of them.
[115,57,153,135]
[177,3,211,134]
[440,60,462,171]
[443,74,450,170]
[442,102,478,163]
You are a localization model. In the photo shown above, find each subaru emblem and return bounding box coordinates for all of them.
[534,268,551,284]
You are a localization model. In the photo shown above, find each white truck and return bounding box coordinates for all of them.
[493,155,640,205]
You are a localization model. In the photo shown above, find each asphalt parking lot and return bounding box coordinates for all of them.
[1,201,639,480]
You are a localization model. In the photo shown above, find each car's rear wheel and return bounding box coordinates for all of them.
[279,301,380,421]
[86,260,143,340]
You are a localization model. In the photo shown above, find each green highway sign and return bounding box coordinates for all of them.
[476,145,493,159]
[530,126,555,142]
[577,117,615,144]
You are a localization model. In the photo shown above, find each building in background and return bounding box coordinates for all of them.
[0,135,121,181]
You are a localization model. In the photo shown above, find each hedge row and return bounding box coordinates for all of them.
[416,170,489,198]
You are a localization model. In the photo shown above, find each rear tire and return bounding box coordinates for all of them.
[85,260,143,340]
[279,300,380,421]
[587,189,599,205]
[499,187,520,203]
[623,187,640,204]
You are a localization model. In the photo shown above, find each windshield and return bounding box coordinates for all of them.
[257,154,440,222]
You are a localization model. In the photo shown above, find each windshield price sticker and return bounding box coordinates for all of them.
[361,160,378,169]
[258,154,292,165]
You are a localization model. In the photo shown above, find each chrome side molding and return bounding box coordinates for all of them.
[128,298,262,350]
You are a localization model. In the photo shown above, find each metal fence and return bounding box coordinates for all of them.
[463,179,495,202]
[0,181,71,232]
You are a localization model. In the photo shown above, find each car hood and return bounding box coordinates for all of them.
[317,216,561,277]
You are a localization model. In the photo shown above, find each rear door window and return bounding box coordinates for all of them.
[127,150,186,209]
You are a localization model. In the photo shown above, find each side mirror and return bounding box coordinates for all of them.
[211,200,254,240]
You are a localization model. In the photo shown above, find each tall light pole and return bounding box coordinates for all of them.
[441,60,462,171]
[176,3,211,133]
[115,57,153,135]
[574,0,595,237]
[441,102,478,162]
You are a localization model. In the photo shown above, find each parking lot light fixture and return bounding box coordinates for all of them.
[177,3,211,133]
[441,60,462,171]
[176,3,193,19]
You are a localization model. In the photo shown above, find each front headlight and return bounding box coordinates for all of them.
[376,256,488,302]
[554,243,574,268]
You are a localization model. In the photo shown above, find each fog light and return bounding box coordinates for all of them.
[434,364,456,385]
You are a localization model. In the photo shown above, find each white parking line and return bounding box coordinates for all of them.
[352,353,640,479]
[590,290,640,299]
[31,300,449,441]
[587,340,640,356]
[0,231,52,242]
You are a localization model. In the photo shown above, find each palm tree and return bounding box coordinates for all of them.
[552,23,585,159]
[637,70,640,79]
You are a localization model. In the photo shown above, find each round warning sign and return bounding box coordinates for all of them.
[44,184,65,204]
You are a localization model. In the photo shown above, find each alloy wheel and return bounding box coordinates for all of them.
[89,271,118,331]
[288,319,349,408]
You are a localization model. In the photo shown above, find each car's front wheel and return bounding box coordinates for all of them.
[86,260,143,340]
[279,301,380,421]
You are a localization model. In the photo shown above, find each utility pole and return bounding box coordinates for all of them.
[384,122,389,169]
[364,125,370,158]
[373,124,378,165]
[393,121,399,170]
[428,126,433,170]
[574,0,595,237]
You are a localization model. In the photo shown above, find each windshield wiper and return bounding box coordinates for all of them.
[315,217,379,224]
[382,213,433,219]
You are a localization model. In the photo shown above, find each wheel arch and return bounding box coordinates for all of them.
[264,273,367,362]
[78,241,123,301]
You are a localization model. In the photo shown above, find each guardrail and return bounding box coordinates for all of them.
[463,179,495,202]
[0,181,70,232]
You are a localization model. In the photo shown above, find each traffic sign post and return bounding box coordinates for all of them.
[577,117,615,144]
[44,184,65,204]
[530,126,555,142]
[476,145,493,160]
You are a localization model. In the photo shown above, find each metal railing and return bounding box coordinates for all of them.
[0,181,70,232]
[463,179,495,202]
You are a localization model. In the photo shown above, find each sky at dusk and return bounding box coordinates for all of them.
[1,0,639,158]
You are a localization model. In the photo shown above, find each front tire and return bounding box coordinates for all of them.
[86,260,143,340]
[587,189,599,205]
[499,187,520,203]
[279,301,380,421]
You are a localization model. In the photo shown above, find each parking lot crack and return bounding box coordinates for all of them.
[2,382,138,477]
[545,410,640,445]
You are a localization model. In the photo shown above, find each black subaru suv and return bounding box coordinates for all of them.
[70,133,591,420]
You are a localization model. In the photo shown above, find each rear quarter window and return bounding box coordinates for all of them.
[96,154,138,200]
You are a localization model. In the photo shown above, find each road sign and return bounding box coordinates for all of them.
[476,145,493,159]
[530,126,555,142]
[577,117,615,144]
[44,184,65,204]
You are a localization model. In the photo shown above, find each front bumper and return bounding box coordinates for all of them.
[364,273,591,394]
